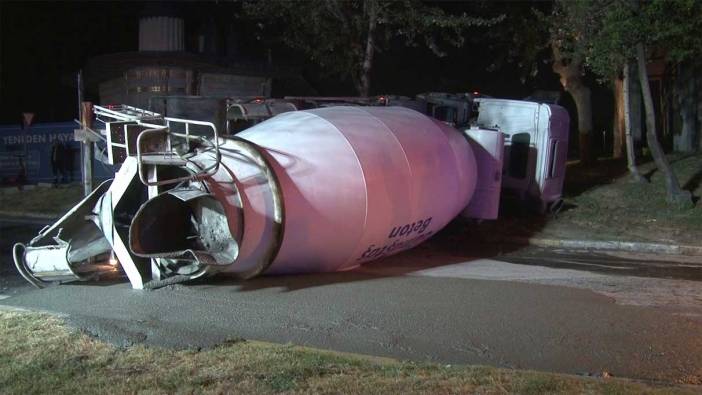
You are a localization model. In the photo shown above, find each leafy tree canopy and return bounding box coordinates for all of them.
[243,0,503,95]
[553,0,702,78]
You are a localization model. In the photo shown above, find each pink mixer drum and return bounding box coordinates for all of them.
[203,106,478,277]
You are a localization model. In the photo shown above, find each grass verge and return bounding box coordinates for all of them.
[550,153,702,245]
[465,153,702,246]
[0,309,696,394]
[0,185,83,216]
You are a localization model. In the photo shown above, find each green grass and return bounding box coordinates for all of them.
[0,309,696,394]
[457,153,702,246]
[0,185,83,215]
[551,153,702,244]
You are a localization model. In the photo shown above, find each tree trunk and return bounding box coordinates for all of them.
[623,63,646,182]
[357,1,377,97]
[572,84,594,164]
[674,61,698,152]
[613,77,625,159]
[698,62,702,151]
[552,43,594,164]
[629,63,644,147]
[636,43,692,207]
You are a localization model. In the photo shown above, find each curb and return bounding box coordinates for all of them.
[0,211,58,221]
[501,236,702,256]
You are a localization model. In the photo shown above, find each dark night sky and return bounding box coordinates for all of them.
[0,1,608,130]
[1,2,140,123]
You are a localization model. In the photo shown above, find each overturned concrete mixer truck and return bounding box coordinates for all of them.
[13,102,568,289]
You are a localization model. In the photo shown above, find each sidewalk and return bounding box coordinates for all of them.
[0,211,56,221]
[497,235,702,256]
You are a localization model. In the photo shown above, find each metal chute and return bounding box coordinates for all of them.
[13,180,114,287]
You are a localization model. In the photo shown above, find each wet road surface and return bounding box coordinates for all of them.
[1,217,701,384]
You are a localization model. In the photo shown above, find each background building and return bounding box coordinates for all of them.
[84,5,296,110]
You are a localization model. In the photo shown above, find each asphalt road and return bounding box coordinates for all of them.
[2,217,702,384]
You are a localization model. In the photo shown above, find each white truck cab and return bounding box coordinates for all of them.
[474,98,570,213]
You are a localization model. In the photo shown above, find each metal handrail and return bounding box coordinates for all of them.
[135,124,221,187]
[94,104,222,187]
[165,116,221,180]
[164,117,218,151]
[93,104,162,123]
